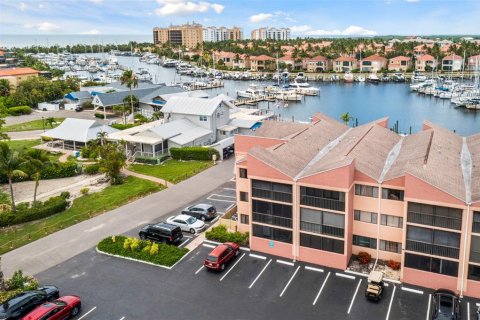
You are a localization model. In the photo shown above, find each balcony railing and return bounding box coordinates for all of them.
[252,212,292,228]
[473,222,480,234]
[300,195,345,212]
[471,251,480,264]
[406,240,459,259]
[300,221,344,238]
[407,211,462,230]
[252,188,292,203]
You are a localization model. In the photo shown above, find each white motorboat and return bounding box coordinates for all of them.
[343,71,354,82]
[355,75,366,82]
[289,82,320,96]
[275,89,303,101]
[236,84,264,98]
[367,73,380,84]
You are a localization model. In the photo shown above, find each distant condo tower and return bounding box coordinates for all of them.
[203,26,243,42]
[250,27,291,40]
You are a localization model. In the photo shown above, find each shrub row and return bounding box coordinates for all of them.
[111,123,137,130]
[205,225,249,246]
[81,145,97,159]
[170,147,219,161]
[84,163,100,175]
[134,155,169,165]
[0,270,39,304]
[7,106,33,116]
[94,113,104,119]
[40,161,80,179]
[0,195,69,227]
[97,235,189,267]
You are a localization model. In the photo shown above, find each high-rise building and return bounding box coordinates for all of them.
[251,27,291,41]
[153,22,203,49]
[203,26,244,42]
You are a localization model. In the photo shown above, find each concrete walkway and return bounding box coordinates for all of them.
[7,130,43,141]
[121,167,174,187]
[2,159,235,277]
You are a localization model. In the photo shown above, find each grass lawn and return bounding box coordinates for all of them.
[3,139,41,152]
[0,176,163,255]
[3,118,64,132]
[129,159,213,184]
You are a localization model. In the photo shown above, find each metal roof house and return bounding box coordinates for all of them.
[63,91,93,105]
[42,118,118,150]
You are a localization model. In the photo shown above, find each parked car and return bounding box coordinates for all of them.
[0,286,59,320]
[21,295,81,320]
[74,106,83,112]
[181,204,217,221]
[204,242,240,271]
[166,214,205,234]
[139,223,183,244]
[431,289,461,320]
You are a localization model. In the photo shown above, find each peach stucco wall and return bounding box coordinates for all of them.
[234,135,285,156]
[405,174,465,206]
[247,155,292,182]
[251,237,293,259]
[298,246,348,270]
[298,164,354,190]
[465,280,480,298]
[403,267,459,292]
[354,170,377,184]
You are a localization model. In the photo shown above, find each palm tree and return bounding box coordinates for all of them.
[0,79,12,97]
[151,111,162,121]
[24,149,53,203]
[120,70,138,123]
[340,112,354,126]
[44,117,57,128]
[96,130,108,147]
[0,143,27,212]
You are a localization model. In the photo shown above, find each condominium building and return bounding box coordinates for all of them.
[203,26,244,42]
[416,54,438,72]
[360,54,387,72]
[0,67,39,90]
[442,54,464,71]
[153,22,203,49]
[251,27,291,41]
[234,112,480,298]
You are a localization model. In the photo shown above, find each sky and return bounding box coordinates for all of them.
[0,0,479,36]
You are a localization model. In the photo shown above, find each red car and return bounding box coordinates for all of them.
[204,242,240,271]
[22,295,81,320]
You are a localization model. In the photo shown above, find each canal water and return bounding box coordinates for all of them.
[97,55,480,136]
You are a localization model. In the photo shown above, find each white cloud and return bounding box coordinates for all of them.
[24,22,61,32]
[90,0,103,4]
[305,25,377,36]
[291,25,312,33]
[155,0,224,16]
[81,29,101,35]
[19,2,27,11]
[405,0,419,2]
[249,13,273,23]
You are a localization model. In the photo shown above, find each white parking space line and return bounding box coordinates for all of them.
[249,253,266,260]
[225,203,235,211]
[202,243,216,249]
[195,265,204,275]
[211,216,220,224]
[401,286,424,295]
[347,279,362,314]
[206,196,236,203]
[276,259,294,266]
[426,294,432,320]
[77,307,97,320]
[248,259,272,289]
[211,193,236,199]
[224,187,236,191]
[313,271,331,306]
[385,285,396,320]
[335,272,356,280]
[468,302,470,320]
[119,317,125,320]
[280,265,301,297]
[178,238,190,247]
[305,266,324,273]
[220,253,246,282]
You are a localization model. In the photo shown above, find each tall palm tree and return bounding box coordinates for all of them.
[96,130,108,147]
[120,70,138,123]
[0,143,27,212]
[24,149,53,203]
[44,117,57,128]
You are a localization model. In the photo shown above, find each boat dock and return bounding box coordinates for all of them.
[188,82,224,90]
[234,95,277,106]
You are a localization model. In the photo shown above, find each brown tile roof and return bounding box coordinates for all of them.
[390,56,411,62]
[254,120,310,140]
[417,54,436,61]
[443,54,462,60]
[304,55,328,62]
[363,54,387,62]
[0,67,39,77]
[335,56,357,62]
[250,55,274,61]
[467,133,480,203]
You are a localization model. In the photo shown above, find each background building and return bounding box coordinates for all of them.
[153,22,203,49]
[0,67,39,90]
[203,26,244,42]
[251,27,291,41]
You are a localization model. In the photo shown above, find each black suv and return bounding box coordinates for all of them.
[139,223,183,244]
[182,204,217,221]
[0,286,59,320]
[431,289,461,320]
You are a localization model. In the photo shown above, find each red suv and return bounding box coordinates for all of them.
[22,295,81,320]
[204,242,240,271]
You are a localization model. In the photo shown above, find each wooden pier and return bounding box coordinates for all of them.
[234,95,276,106]
[188,82,224,90]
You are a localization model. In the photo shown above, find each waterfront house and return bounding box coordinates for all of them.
[388,56,412,72]
[333,56,358,72]
[442,54,463,71]
[234,112,480,298]
[232,53,250,70]
[302,56,331,72]
[250,55,275,72]
[215,51,236,68]
[0,67,39,90]
[63,91,93,105]
[279,55,302,71]
[415,55,438,72]
[360,54,387,72]
[468,54,480,71]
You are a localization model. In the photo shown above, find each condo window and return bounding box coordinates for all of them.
[300,186,345,212]
[381,188,404,201]
[380,214,403,228]
[240,192,248,202]
[252,200,292,228]
[473,212,480,233]
[252,180,292,203]
[406,226,460,259]
[407,202,462,230]
[354,210,378,224]
[252,224,292,243]
[300,233,344,254]
[353,235,377,249]
[240,214,249,225]
[239,168,248,179]
[468,264,480,281]
[380,240,402,254]
[355,184,379,198]
[405,253,458,277]
[470,235,480,264]
[300,208,345,238]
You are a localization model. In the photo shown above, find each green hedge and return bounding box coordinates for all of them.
[84,163,100,175]
[94,113,104,119]
[111,123,137,130]
[40,161,80,179]
[205,225,249,246]
[0,195,69,227]
[134,155,169,165]
[97,235,189,267]
[7,106,33,116]
[170,147,219,161]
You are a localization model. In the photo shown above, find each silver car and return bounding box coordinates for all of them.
[166,214,206,234]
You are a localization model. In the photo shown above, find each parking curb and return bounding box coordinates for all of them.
[203,239,250,251]
[95,247,193,270]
